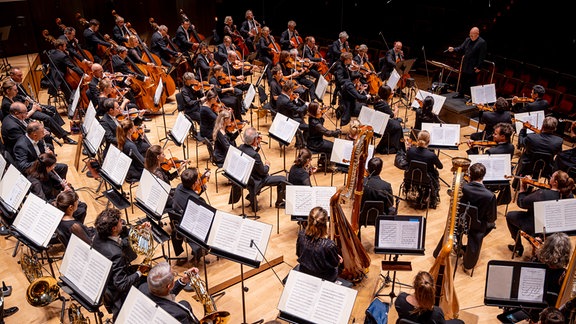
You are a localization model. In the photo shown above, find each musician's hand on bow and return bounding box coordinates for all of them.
[338,254,343,264]
[447,46,454,52]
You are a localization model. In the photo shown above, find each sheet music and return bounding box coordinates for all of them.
[223,146,255,186]
[485,265,514,299]
[180,198,215,242]
[412,90,447,115]
[470,83,497,104]
[116,287,180,324]
[329,138,374,168]
[154,78,164,106]
[12,193,63,247]
[358,106,390,135]
[70,80,82,117]
[136,169,171,216]
[315,75,329,101]
[170,112,192,144]
[468,154,512,181]
[60,235,112,305]
[269,113,300,144]
[0,165,31,211]
[82,102,97,134]
[514,111,545,135]
[0,153,6,180]
[279,270,357,324]
[285,186,337,216]
[386,69,401,90]
[421,122,460,147]
[377,219,420,250]
[101,145,131,186]
[85,121,105,156]
[243,84,256,110]
[534,199,576,234]
[517,267,546,302]
[207,210,272,262]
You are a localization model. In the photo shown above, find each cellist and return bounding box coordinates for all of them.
[256,26,274,85]
[60,27,93,67]
[279,20,301,51]
[174,18,199,66]
[379,41,403,82]
[150,25,182,70]
[215,36,236,65]
[47,38,85,102]
[239,10,259,53]
[302,36,326,79]
[82,19,112,64]
[195,43,213,82]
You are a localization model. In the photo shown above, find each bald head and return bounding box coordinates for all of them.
[470,27,480,41]
[91,63,103,77]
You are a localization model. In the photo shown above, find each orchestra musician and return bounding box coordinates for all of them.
[327,31,350,65]
[55,190,95,246]
[256,26,274,84]
[112,16,130,46]
[215,36,235,65]
[470,97,512,141]
[306,102,341,167]
[199,90,220,139]
[60,26,93,66]
[279,20,300,51]
[139,262,201,323]
[46,38,85,102]
[288,48,319,102]
[100,98,123,149]
[533,233,572,308]
[144,144,178,184]
[296,206,342,282]
[194,43,213,82]
[288,148,314,186]
[373,84,404,154]
[434,163,497,275]
[92,208,149,320]
[276,80,309,144]
[405,130,443,208]
[174,18,198,54]
[413,96,442,135]
[554,121,576,173]
[268,65,284,111]
[240,9,259,53]
[209,64,243,119]
[116,118,146,181]
[1,102,51,157]
[506,170,575,257]
[331,52,353,107]
[212,110,239,166]
[88,63,105,110]
[95,79,130,118]
[239,127,287,212]
[512,84,549,113]
[222,50,252,92]
[302,36,327,78]
[111,46,148,83]
[379,41,403,82]
[516,116,563,179]
[362,157,395,215]
[447,26,487,99]
[180,72,205,122]
[82,19,112,64]
[467,122,515,156]
[340,72,370,127]
[150,24,181,70]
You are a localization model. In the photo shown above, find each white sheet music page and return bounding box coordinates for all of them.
[60,235,112,305]
[485,265,514,299]
[207,210,272,262]
[269,113,300,143]
[0,153,6,179]
[471,83,497,104]
[386,69,401,90]
[421,122,460,147]
[514,111,545,134]
[517,267,546,302]
[12,193,63,247]
[70,80,82,118]
[223,146,255,185]
[330,138,374,167]
[468,154,511,181]
[285,186,337,216]
[154,78,164,106]
[358,106,390,135]
[101,145,131,186]
[412,90,447,115]
[278,270,357,324]
[116,287,179,324]
[86,121,105,155]
[377,219,420,250]
[136,169,170,215]
[170,112,192,144]
[180,198,215,242]
[243,84,256,110]
[534,199,576,234]
[82,102,97,134]
[315,74,329,100]
[0,165,31,211]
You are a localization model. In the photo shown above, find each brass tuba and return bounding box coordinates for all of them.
[69,303,90,323]
[185,270,230,324]
[26,276,60,307]
[128,223,155,275]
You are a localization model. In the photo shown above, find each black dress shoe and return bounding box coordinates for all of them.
[0,225,10,236]
[3,306,19,317]
[63,137,78,145]
[508,244,524,257]
[275,201,286,208]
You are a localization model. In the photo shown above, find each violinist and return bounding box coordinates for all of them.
[405,130,443,208]
[60,27,93,66]
[279,20,300,51]
[413,96,442,135]
[212,110,239,166]
[302,37,327,69]
[517,116,563,179]
[47,39,85,102]
[144,144,178,188]
[470,97,512,141]
[215,36,235,65]
[373,85,404,154]
[277,80,308,127]
[512,84,549,113]
[174,18,198,54]
[289,148,314,186]
[195,43,213,82]
[327,31,350,65]
[256,26,274,84]
[240,10,259,53]
[340,72,370,127]
[100,98,125,147]
[288,49,319,102]
[362,157,395,215]
[506,170,575,257]
[95,79,129,119]
[82,19,112,64]
[330,52,353,106]
[353,44,371,81]
[379,41,403,82]
[150,25,181,70]
[478,122,515,157]
[209,64,242,119]
[554,121,576,173]
[180,72,205,122]
[222,50,252,91]
[307,102,341,168]
[199,90,220,139]
[116,118,146,181]
[112,16,130,46]
[268,65,284,111]
[88,63,105,109]
[279,50,307,100]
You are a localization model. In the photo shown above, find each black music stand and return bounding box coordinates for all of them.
[373,215,426,303]
[452,202,479,277]
[268,133,290,174]
[58,277,105,324]
[224,172,258,219]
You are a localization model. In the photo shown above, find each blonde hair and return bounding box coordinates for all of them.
[417,130,430,148]
[305,207,329,239]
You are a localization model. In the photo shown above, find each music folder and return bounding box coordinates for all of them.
[116,287,179,323]
[11,193,64,247]
[169,112,192,146]
[222,146,255,187]
[374,215,426,255]
[421,122,460,149]
[330,138,374,168]
[177,195,272,268]
[0,164,31,216]
[411,89,447,115]
[268,112,300,146]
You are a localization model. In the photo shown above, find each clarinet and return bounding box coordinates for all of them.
[51,170,73,191]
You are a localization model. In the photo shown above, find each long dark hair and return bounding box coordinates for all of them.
[26,152,57,181]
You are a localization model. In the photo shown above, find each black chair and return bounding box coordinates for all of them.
[357,201,385,241]
[189,120,205,168]
[175,92,185,112]
[400,161,433,212]
[202,138,224,193]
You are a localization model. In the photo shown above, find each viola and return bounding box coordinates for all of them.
[193,168,211,195]
[191,80,213,92]
[232,60,255,72]
[313,45,331,81]
[131,126,146,141]
[215,71,238,87]
[513,96,535,103]
[511,118,541,134]
[505,175,551,189]
[476,104,494,112]
[160,157,186,172]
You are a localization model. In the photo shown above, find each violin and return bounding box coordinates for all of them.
[232,60,254,72]
[511,118,541,134]
[193,168,211,194]
[117,108,146,121]
[460,140,498,147]
[512,96,535,103]
[160,156,188,172]
[191,80,213,92]
[476,104,495,112]
[131,126,146,141]
[505,175,551,189]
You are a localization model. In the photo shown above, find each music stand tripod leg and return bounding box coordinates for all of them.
[240,263,264,324]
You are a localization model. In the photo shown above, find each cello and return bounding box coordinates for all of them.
[179,9,206,46]
[149,17,189,88]
[268,35,281,66]
[313,45,331,81]
[55,18,94,75]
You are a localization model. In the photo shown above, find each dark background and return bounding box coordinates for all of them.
[1,0,574,75]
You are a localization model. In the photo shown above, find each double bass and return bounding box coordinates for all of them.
[149,17,189,89]
[179,9,206,47]
[55,18,93,75]
[75,13,117,60]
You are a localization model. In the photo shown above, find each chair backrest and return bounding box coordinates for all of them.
[175,92,184,112]
[398,319,420,324]
[202,137,219,166]
[404,160,431,185]
[530,152,554,180]
[359,201,385,227]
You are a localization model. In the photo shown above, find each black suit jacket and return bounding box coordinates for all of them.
[516,98,549,113]
[100,113,119,146]
[461,181,497,232]
[486,142,515,157]
[195,54,211,81]
[48,49,84,91]
[452,36,487,74]
[276,93,307,122]
[327,39,349,64]
[518,130,563,171]
[83,28,111,55]
[215,43,230,65]
[13,136,46,172]
[480,111,512,137]
[139,280,199,324]
[174,25,194,52]
[172,183,205,213]
[238,143,269,193]
[406,146,443,175]
[112,25,129,45]
[380,48,401,81]
[362,175,394,214]
[1,115,26,155]
[111,55,145,81]
[91,233,139,316]
[150,31,177,61]
[58,35,84,62]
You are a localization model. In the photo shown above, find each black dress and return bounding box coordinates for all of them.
[296,231,340,282]
[57,219,95,246]
[394,292,446,323]
[288,164,311,186]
